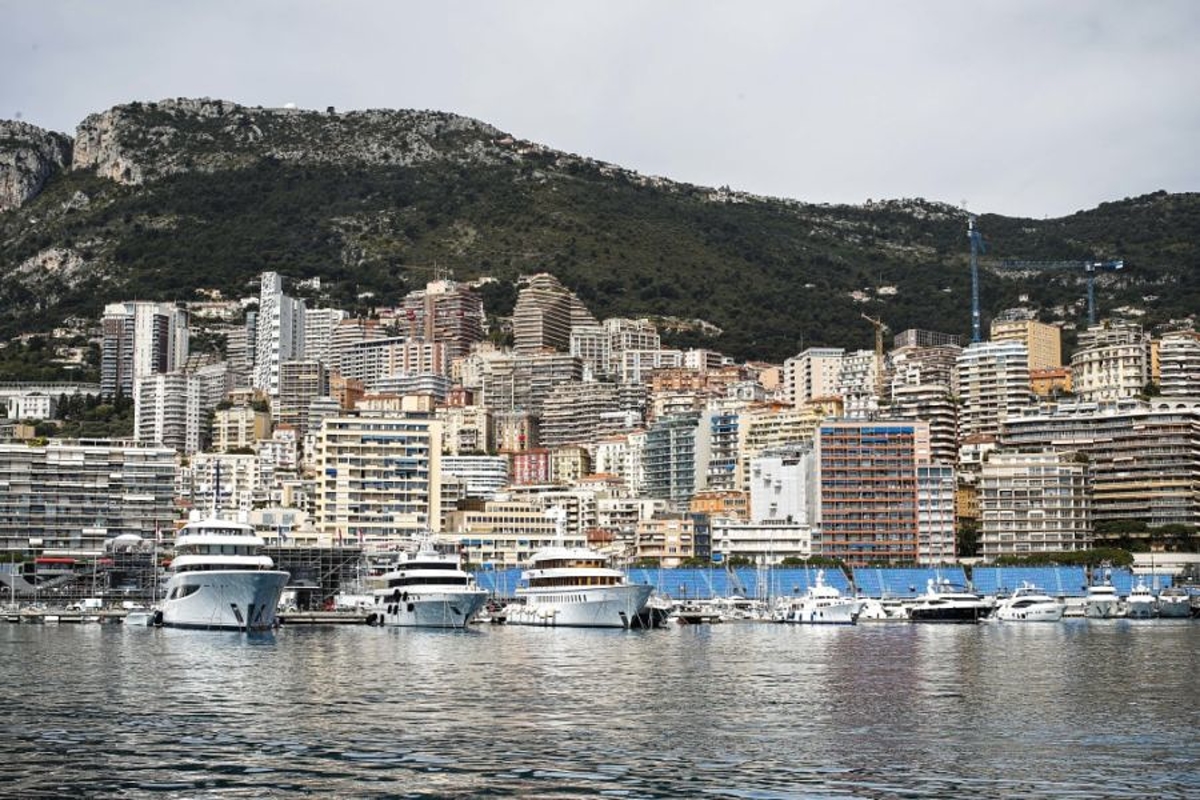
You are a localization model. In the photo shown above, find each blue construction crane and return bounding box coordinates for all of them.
[967,216,986,343]
[993,258,1124,325]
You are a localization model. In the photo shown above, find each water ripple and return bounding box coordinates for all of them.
[1,621,1198,797]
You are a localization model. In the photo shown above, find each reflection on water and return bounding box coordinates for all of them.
[1,621,1197,798]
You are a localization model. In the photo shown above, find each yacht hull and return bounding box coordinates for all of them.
[1125,600,1156,619]
[995,604,1064,622]
[161,570,289,631]
[781,600,859,625]
[1156,598,1192,619]
[508,584,653,628]
[375,589,488,629]
[1084,599,1121,619]
[909,606,990,623]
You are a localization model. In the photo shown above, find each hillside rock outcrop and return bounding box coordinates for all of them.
[0,120,73,210]
[72,97,509,185]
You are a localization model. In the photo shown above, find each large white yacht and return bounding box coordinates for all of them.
[504,509,652,628]
[908,579,993,623]
[160,516,290,631]
[1156,586,1193,619]
[993,584,1064,622]
[773,570,859,624]
[371,536,488,628]
[1124,579,1157,619]
[1084,581,1121,619]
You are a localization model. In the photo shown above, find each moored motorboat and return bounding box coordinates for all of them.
[908,579,993,623]
[1124,579,1157,619]
[993,583,1064,622]
[773,570,858,625]
[1084,579,1121,619]
[1155,586,1192,619]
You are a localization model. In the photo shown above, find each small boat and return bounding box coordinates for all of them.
[123,606,155,627]
[1084,582,1121,619]
[1124,579,1157,619]
[1155,586,1193,619]
[371,535,487,629]
[993,583,1064,622]
[908,579,993,623]
[773,570,859,625]
[857,597,909,622]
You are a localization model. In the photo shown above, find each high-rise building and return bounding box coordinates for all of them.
[480,352,583,415]
[1157,330,1200,396]
[836,349,882,419]
[329,318,386,375]
[303,308,348,369]
[1002,398,1200,532]
[100,301,189,398]
[512,273,596,354]
[694,406,742,493]
[957,341,1033,446]
[748,445,817,525]
[0,440,176,553]
[816,420,930,565]
[892,329,964,350]
[783,347,844,407]
[340,338,449,384]
[644,413,699,510]
[252,272,306,397]
[604,318,661,375]
[399,279,485,360]
[134,371,202,454]
[889,383,957,465]
[990,315,1062,371]
[315,408,442,543]
[277,360,329,434]
[978,451,1091,558]
[539,381,635,448]
[1070,321,1150,402]
[212,405,272,452]
[736,404,826,491]
[916,464,957,564]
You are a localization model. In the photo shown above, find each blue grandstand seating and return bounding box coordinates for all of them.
[971,567,1088,598]
[850,567,967,598]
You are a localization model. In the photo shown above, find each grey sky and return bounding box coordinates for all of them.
[3,1,1197,218]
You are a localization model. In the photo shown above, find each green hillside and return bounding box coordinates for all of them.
[2,102,1197,362]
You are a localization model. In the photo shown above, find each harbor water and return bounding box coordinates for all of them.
[1,621,1197,798]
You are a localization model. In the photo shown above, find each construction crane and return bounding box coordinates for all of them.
[860,313,887,400]
[993,258,1124,325]
[967,215,986,343]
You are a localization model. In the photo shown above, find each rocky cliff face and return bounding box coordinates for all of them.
[72,97,509,185]
[0,121,73,210]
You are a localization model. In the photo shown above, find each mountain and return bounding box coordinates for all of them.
[1,98,1197,362]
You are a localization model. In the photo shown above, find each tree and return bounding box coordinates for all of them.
[957,521,980,558]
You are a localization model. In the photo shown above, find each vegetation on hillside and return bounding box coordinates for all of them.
[2,125,1198,364]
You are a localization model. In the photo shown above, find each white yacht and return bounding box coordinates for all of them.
[1156,586,1192,619]
[371,537,487,629]
[504,509,652,629]
[993,584,1064,622]
[160,516,290,631]
[908,579,993,623]
[857,597,910,622]
[1124,579,1157,619]
[1084,581,1121,619]
[773,571,859,625]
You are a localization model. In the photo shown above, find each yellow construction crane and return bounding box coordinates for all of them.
[860,313,887,401]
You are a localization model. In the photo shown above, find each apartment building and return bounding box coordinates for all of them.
[816,420,930,565]
[978,450,1091,558]
[0,440,176,553]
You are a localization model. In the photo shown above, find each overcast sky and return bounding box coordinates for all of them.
[3,1,1197,218]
